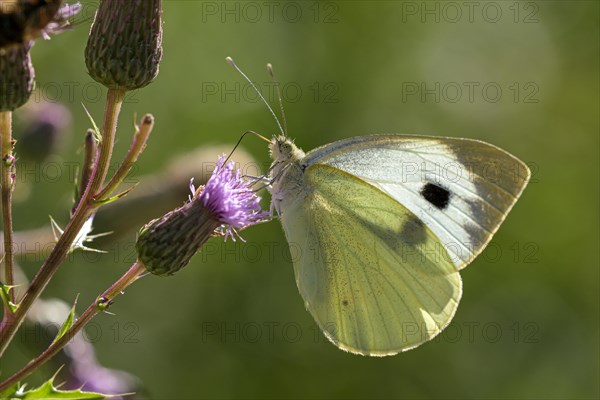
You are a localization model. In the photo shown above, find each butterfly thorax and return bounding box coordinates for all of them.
[269,135,305,162]
[268,136,307,215]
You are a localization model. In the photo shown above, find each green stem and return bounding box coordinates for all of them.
[0,261,146,392]
[86,88,126,195]
[0,111,15,306]
[0,88,125,357]
[96,114,154,202]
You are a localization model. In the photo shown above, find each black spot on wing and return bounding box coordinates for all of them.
[400,216,427,246]
[420,182,450,210]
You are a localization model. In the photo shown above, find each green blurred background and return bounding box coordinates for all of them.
[2,1,599,399]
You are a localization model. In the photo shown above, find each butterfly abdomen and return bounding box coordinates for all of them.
[270,161,308,216]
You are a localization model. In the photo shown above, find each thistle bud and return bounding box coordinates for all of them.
[0,44,35,111]
[136,156,267,276]
[85,0,163,90]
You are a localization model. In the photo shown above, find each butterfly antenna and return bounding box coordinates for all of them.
[226,57,285,136]
[267,63,288,136]
[224,130,270,165]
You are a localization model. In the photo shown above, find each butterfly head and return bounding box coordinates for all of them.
[269,135,305,163]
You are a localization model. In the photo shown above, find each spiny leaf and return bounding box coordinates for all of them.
[94,184,138,205]
[131,112,140,133]
[0,382,20,398]
[1,374,118,399]
[0,281,18,313]
[72,168,81,208]
[81,103,102,143]
[49,215,64,241]
[52,295,78,345]
[49,215,108,254]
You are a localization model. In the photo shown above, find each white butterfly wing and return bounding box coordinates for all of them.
[302,135,530,269]
[279,163,462,355]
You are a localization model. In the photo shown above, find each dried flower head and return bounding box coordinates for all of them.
[38,2,82,39]
[0,1,81,50]
[0,1,81,111]
[136,155,267,276]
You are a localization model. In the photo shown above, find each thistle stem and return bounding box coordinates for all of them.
[0,88,126,357]
[0,261,146,392]
[72,129,98,216]
[96,114,154,202]
[0,111,15,306]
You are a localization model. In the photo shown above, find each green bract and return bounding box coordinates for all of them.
[136,201,221,276]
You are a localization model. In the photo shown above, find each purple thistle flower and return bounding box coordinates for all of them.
[137,155,267,276]
[196,155,268,240]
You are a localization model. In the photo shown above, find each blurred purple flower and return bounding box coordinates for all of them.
[17,101,72,161]
[27,298,139,398]
[64,336,139,398]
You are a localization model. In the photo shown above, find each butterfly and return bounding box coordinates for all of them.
[227,58,530,356]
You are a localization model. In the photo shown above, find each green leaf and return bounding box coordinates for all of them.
[0,382,20,398]
[1,375,117,399]
[52,295,78,345]
[73,179,80,207]
[0,281,18,313]
[94,184,138,205]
